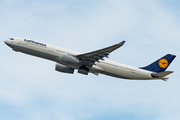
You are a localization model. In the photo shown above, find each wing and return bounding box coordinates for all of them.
[76,41,125,67]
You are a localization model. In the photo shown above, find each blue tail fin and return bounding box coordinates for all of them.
[140,54,176,73]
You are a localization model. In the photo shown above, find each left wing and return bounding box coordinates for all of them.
[76,41,125,67]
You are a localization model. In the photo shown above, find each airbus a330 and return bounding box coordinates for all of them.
[4,38,176,80]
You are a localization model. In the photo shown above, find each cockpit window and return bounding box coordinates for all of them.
[10,38,14,40]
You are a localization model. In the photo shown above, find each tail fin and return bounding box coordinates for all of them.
[140,54,176,73]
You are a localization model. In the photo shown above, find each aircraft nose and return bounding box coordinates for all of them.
[4,40,8,44]
[4,40,10,46]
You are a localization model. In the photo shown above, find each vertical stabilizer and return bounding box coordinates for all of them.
[140,54,176,73]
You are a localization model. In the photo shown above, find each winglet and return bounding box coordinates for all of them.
[118,41,125,46]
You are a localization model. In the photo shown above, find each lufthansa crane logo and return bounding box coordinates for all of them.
[158,58,168,68]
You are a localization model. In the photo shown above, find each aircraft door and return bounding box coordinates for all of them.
[49,46,54,52]
[18,39,22,45]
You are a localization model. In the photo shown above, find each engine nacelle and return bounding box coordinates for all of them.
[60,53,79,64]
[78,69,89,75]
[55,63,74,74]
[78,65,89,75]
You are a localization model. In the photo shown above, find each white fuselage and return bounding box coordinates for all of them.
[4,38,155,80]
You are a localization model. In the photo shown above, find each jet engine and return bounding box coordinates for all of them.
[55,63,74,74]
[78,65,89,75]
[60,53,79,64]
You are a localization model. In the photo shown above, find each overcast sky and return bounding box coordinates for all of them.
[0,0,180,120]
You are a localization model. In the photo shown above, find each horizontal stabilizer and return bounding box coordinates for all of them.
[151,71,174,78]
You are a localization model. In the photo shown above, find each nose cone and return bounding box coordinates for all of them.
[4,40,8,45]
[4,40,12,48]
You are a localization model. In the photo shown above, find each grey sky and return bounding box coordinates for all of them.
[1,0,180,120]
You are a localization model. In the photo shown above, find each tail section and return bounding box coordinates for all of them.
[140,54,176,73]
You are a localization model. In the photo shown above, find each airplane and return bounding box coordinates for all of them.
[4,38,176,80]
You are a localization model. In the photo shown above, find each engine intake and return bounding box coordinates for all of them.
[55,63,74,74]
[78,65,89,75]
